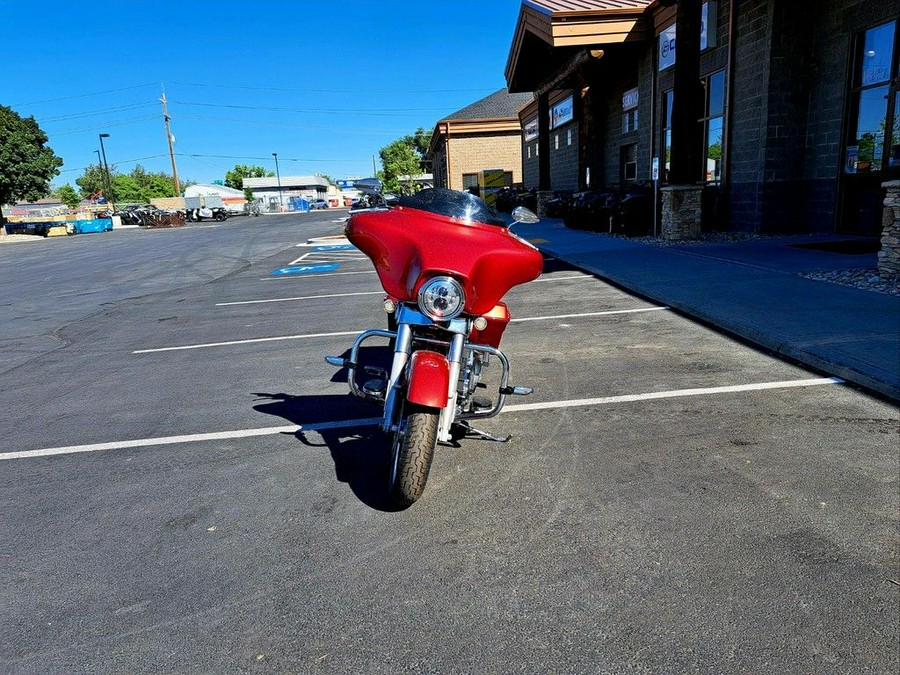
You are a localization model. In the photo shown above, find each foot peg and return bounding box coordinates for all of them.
[363,379,386,396]
[325,355,353,368]
[500,385,533,396]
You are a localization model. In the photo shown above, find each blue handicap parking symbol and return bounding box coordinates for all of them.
[312,244,355,252]
[271,263,340,276]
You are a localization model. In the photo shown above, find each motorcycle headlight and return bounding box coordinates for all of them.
[418,276,465,321]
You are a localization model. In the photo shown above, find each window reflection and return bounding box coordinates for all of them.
[859,21,895,87]
[854,86,889,172]
[707,117,723,182]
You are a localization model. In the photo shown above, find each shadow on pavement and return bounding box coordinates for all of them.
[252,391,403,512]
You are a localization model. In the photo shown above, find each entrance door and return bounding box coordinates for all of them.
[840,19,900,235]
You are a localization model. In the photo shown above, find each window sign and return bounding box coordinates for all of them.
[550,96,573,129]
[658,2,715,71]
[622,87,639,111]
[659,24,677,71]
[524,117,538,141]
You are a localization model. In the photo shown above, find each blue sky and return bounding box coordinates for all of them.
[2,0,523,187]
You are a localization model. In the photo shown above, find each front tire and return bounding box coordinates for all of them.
[389,404,439,507]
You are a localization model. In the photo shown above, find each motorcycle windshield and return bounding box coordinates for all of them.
[347,189,543,316]
[396,188,507,227]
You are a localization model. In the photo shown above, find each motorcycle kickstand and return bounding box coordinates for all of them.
[454,420,511,443]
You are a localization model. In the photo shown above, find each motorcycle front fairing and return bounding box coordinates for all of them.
[346,205,543,315]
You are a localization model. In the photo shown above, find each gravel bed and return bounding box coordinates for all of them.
[614,231,900,296]
[797,267,900,296]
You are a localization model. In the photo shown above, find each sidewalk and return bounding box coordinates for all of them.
[521,219,900,403]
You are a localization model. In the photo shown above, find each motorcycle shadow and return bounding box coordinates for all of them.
[252,390,404,512]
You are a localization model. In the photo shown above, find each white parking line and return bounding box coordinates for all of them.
[288,251,366,265]
[511,307,666,323]
[260,270,377,281]
[216,291,384,307]
[503,377,843,412]
[133,330,362,354]
[1,378,842,461]
[132,307,667,353]
[531,274,594,282]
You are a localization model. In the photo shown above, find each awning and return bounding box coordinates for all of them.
[506,0,655,92]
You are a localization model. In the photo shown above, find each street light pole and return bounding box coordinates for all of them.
[272,152,283,212]
[98,133,113,206]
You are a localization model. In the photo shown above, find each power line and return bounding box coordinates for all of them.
[167,80,497,95]
[57,154,170,174]
[169,100,450,116]
[176,152,367,164]
[175,113,414,136]
[10,82,157,107]
[38,102,157,124]
[48,114,159,137]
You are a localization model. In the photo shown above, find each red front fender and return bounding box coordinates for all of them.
[406,350,450,409]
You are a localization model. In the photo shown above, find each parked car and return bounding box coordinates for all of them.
[312,199,329,209]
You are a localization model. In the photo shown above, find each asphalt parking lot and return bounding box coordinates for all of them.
[1,213,897,673]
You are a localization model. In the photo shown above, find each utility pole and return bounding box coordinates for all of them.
[272,152,283,211]
[98,133,113,206]
[160,87,181,195]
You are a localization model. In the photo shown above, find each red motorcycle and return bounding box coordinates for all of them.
[326,185,543,507]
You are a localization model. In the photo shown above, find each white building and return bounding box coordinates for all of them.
[243,175,333,212]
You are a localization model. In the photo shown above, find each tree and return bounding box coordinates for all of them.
[75,163,109,200]
[407,127,433,165]
[224,164,273,190]
[53,183,82,208]
[0,105,63,232]
[379,138,425,195]
[75,163,182,203]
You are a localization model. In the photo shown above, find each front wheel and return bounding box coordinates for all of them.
[389,404,439,507]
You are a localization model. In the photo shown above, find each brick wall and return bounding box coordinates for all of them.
[447,132,523,191]
[550,122,579,190]
[727,0,773,231]
[522,137,540,188]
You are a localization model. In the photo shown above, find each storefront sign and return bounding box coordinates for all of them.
[524,117,539,141]
[550,96,573,129]
[622,87,639,111]
[659,24,677,70]
[658,2,716,71]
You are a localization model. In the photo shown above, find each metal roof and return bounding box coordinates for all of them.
[242,175,330,189]
[525,0,653,15]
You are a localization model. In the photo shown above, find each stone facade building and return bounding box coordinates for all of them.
[505,0,900,237]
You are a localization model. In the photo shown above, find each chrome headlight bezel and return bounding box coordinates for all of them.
[417,276,466,321]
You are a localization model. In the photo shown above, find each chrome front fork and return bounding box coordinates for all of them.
[437,333,466,443]
[328,322,529,441]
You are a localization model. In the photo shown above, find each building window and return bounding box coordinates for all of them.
[462,173,478,191]
[621,143,638,183]
[622,108,639,133]
[701,70,726,183]
[555,134,560,150]
[567,129,572,146]
[661,89,673,182]
[846,20,899,174]
[527,146,531,159]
